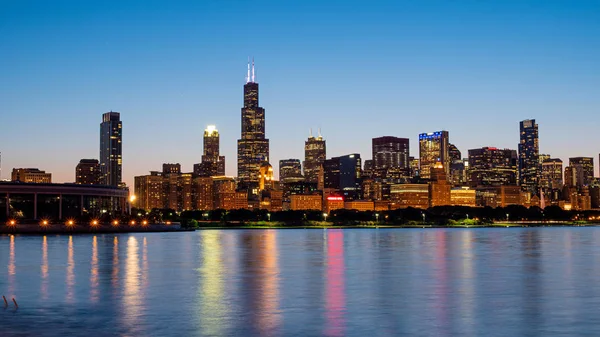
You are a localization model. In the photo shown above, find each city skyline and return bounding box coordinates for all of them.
[2,1,600,187]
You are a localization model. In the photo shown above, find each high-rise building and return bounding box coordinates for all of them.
[540,158,563,190]
[303,133,326,183]
[429,161,451,207]
[419,131,449,180]
[195,125,225,177]
[11,168,52,183]
[449,144,461,162]
[237,60,269,183]
[372,136,410,172]
[279,159,302,184]
[76,159,102,185]
[539,154,550,165]
[467,147,518,187]
[569,157,594,188]
[518,119,539,195]
[134,171,164,211]
[100,112,122,187]
[323,154,362,200]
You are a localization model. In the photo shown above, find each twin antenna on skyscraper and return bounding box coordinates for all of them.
[309,128,322,138]
[246,57,256,83]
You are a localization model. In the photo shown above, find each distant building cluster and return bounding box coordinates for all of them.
[6,60,599,214]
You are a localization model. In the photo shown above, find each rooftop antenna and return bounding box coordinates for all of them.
[318,128,322,138]
[246,57,251,83]
[309,128,313,138]
[251,57,255,83]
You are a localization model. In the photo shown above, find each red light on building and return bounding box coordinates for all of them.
[327,196,344,201]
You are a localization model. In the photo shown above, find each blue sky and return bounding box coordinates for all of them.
[1,0,599,186]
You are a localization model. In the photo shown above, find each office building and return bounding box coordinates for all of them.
[429,161,451,207]
[569,157,594,188]
[390,184,429,209]
[372,136,409,174]
[11,168,52,183]
[194,125,225,177]
[237,60,269,182]
[279,159,302,184]
[467,147,518,187]
[303,132,326,183]
[290,194,322,211]
[518,119,539,195]
[323,154,362,200]
[419,131,449,179]
[76,159,102,185]
[100,111,122,187]
[540,158,563,190]
[450,187,477,207]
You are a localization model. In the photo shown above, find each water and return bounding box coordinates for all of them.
[2,228,600,336]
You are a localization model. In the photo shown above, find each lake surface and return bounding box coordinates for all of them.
[2,228,600,336]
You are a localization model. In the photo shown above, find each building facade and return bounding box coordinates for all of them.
[195,125,225,177]
[100,112,122,187]
[76,159,102,185]
[372,136,410,174]
[569,157,594,188]
[518,119,539,195]
[467,147,518,187]
[11,168,52,183]
[237,61,269,183]
[540,158,563,190]
[303,134,326,183]
[419,131,449,180]
[279,159,302,184]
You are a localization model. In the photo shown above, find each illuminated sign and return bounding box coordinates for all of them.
[327,196,344,201]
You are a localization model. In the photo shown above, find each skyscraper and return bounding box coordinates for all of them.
[194,125,225,177]
[303,132,326,183]
[76,159,102,185]
[467,147,518,187]
[419,131,449,180]
[569,157,594,188]
[518,119,539,194]
[100,111,122,187]
[540,158,563,190]
[323,154,362,200]
[237,59,269,183]
[279,159,302,184]
[372,136,409,172]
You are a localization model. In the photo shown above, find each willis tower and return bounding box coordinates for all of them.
[237,59,269,183]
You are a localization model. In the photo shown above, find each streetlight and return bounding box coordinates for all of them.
[506,213,509,221]
[267,213,271,222]
[375,213,380,223]
[422,213,426,222]
[466,214,469,220]
[323,213,328,222]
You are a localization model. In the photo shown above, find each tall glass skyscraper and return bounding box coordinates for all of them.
[303,133,326,183]
[237,60,269,182]
[372,136,409,171]
[518,119,539,194]
[419,131,449,180]
[100,112,122,187]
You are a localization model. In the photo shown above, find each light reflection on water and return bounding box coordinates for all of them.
[2,228,600,336]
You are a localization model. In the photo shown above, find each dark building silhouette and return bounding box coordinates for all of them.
[323,154,362,200]
[237,59,269,183]
[449,143,461,162]
[76,159,102,185]
[100,112,122,187]
[518,119,539,194]
[303,132,326,183]
[467,147,518,187]
[279,159,302,184]
[372,136,409,173]
[194,125,225,177]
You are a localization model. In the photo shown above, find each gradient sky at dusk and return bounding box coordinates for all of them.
[1,0,599,187]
